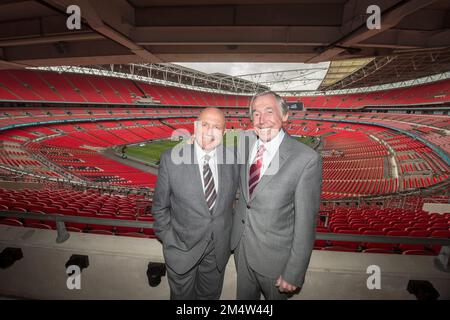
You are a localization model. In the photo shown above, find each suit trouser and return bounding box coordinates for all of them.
[166,237,224,300]
[234,239,290,300]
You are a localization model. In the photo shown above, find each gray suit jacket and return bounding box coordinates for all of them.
[152,143,239,274]
[231,132,322,287]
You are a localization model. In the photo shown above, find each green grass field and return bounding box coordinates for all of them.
[295,135,317,146]
[125,130,316,165]
[125,140,181,165]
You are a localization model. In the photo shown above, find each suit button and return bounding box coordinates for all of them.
[246,205,251,209]
[241,219,245,224]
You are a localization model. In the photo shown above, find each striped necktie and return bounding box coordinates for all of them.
[203,154,216,213]
[248,144,265,197]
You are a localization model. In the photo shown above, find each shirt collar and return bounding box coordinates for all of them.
[257,129,285,155]
[194,140,217,162]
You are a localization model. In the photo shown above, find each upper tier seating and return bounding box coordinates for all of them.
[287,79,449,109]
[1,69,448,109]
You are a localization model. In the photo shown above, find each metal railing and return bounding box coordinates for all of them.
[1,210,449,245]
[0,211,153,243]
[1,210,449,272]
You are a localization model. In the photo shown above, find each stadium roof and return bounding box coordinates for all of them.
[1,0,449,67]
[320,58,374,88]
[34,57,449,95]
[176,62,330,92]
[13,0,450,93]
[320,48,450,90]
[34,62,329,93]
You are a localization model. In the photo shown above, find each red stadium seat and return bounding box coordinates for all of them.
[114,215,141,233]
[321,246,359,252]
[398,229,431,252]
[329,229,360,249]
[429,230,450,253]
[26,222,52,230]
[116,232,150,238]
[402,250,435,256]
[0,218,23,227]
[362,230,397,250]
[23,211,46,227]
[88,230,114,235]
[362,248,396,254]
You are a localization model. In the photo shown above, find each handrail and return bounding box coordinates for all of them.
[1,210,449,272]
[0,211,153,229]
[316,232,450,246]
[0,115,197,132]
[1,210,449,246]
[0,211,153,244]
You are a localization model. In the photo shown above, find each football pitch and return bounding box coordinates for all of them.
[124,139,181,165]
[295,135,317,145]
[124,131,315,165]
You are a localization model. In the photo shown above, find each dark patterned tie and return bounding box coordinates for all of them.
[203,154,216,213]
[249,144,265,197]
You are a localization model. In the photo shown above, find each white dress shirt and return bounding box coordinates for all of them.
[249,129,285,179]
[194,141,219,194]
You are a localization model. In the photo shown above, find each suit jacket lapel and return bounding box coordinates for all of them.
[211,145,226,215]
[212,161,225,215]
[249,133,292,202]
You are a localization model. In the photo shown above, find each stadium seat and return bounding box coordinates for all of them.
[26,222,52,230]
[397,230,431,252]
[88,230,114,236]
[429,230,450,253]
[0,218,23,227]
[321,246,359,252]
[116,232,150,238]
[362,248,397,254]
[402,250,435,256]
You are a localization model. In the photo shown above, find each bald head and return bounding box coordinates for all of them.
[194,107,226,151]
[197,107,225,126]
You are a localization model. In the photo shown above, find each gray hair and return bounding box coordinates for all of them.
[249,91,289,119]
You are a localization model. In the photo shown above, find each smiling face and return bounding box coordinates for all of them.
[194,108,226,151]
[251,93,288,142]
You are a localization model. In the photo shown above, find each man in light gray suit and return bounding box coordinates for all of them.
[152,107,239,300]
[231,91,322,300]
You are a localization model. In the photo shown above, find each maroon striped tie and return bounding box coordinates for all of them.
[248,144,265,197]
[203,155,216,213]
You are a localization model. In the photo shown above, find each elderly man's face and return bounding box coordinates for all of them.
[251,94,288,142]
[194,108,226,151]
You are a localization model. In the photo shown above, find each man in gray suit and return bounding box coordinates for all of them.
[152,107,239,300]
[231,91,322,300]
